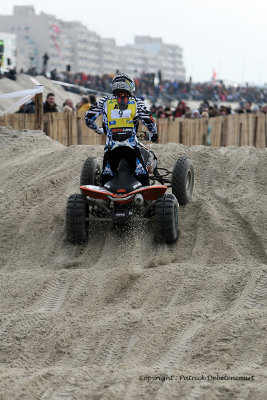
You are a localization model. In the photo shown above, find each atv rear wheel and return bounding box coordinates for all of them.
[172,156,194,205]
[80,157,101,186]
[155,193,179,243]
[66,194,89,243]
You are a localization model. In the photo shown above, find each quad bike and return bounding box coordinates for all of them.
[65,145,194,244]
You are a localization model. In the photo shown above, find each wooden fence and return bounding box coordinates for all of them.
[157,113,267,148]
[0,112,266,148]
[0,112,106,146]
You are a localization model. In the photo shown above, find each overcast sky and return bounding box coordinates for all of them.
[1,0,267,85]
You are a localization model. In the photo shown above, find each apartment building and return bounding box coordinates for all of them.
[134,36,185,81]
[99,38,120,75]
[0,32,16,72]
[118,45,147,76]
[0,6,70,72]
[62,21,101,74]
[0,6,186,81]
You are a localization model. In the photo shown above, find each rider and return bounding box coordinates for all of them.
[84,73,158,186]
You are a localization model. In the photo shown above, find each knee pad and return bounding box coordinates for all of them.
[135,158,147,175]
[102,161,115,176]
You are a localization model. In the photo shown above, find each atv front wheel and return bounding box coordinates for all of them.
[65,194,89,243]
[155,193,179,243]
[80,156,101,186]
[172,156,194,205]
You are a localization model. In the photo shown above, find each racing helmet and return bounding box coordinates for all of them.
[112,73,135,96]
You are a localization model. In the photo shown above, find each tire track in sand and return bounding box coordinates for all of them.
[31,274,70,313]
[226,268,267,370]
[154,269,267,399]
[46,369,99,400]
[3,369,58,400]
[150,323,203,400]
[153,322,203,370]
[123,323,204,399]
[186,384,252,400]
[186,384,212,400]
[243,269,267,309]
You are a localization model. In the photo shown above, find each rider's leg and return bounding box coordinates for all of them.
[134,147,150,186]
[101,150,114,185]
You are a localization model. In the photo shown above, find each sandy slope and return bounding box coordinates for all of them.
[0,126,266,400]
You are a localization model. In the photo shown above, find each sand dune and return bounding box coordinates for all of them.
[0,126,266,399]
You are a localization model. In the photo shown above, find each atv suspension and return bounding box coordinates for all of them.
[150,167,172,186]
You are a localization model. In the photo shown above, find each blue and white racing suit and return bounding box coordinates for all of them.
[84,95,157,184]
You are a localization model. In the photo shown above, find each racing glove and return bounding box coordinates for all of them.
[151,133,158,143]
[96,127,104,135]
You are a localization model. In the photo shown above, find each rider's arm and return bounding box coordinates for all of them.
[84,97,107,134]
[136,98,158,141]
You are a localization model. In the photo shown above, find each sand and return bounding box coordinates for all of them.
[0,126,266,399]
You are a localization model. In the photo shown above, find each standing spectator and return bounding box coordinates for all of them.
[150,105,157,119]
[201,111,209,119]
[24,96,35,113]
[252,105,260,113]
[156,106,166,118]
[42,52,49,73]
[16,104,25,113]
[183,106,192,119]
[208,107,220,118]
[201,112,212,146]
[89,95,97,105]
[244,102,252,113]
[164,107,173,119]
[219,106,228,116]
[173,101,186,118]
[77,96,91,118]
[191,109,200,119]
[43,93,58,113]
[63,98,75,112]
[236,103,245,113]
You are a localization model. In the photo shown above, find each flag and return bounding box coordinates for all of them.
[51,23,62,58]
[212,68,217,84]
[51,24,61,34]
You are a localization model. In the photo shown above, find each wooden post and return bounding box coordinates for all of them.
[34,85,43,131]
[253,115,258,147]
[179,121,183,143]
[77,117,82,145]
[239,122,242,146]
[202,120,207,145]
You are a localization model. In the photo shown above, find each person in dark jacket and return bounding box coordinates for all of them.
[43,92,58,113]
[24,96,35,113]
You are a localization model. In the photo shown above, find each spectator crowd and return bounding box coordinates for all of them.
[13,68,267,119]
[48,70,267,119]
[150,100,267,120]
[16,92,97,115]
[16,92,267,122]
[46,69,267,107]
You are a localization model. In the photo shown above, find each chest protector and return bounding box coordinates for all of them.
[107,98,137,141]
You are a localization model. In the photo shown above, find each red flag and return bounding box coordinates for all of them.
[212,68,217,84]
[51,24,61,34]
